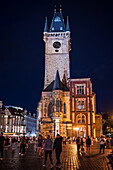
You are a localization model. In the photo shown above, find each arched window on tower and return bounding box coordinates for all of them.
[60,99,62,112]
[64,103,66,115]
[44,103,47,117]
[82,115,85,123]
[77,114,81,124]
[48,102,52,117]
[56,99,59,112]
[76,114,86,124]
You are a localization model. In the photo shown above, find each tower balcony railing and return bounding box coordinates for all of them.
[44,32,70,38]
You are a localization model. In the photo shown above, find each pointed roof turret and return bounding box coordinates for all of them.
[43,69,69,92]
[50,7,65,32]
[53,70,61,90]
[62,71,67,87]
[44,17,48,32]
[66,16,70,31]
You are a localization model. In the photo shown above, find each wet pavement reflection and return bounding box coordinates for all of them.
[0,142,112,170]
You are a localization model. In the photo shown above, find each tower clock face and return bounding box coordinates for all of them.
[53,41,61,49]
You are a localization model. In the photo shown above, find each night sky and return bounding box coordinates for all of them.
[0,0,113,113]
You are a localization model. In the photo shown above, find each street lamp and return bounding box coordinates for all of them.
[73,127,79,137]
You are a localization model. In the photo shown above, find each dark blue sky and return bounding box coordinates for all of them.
[0,0,113,113]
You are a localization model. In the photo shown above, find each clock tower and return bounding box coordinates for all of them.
[43,8,71,88]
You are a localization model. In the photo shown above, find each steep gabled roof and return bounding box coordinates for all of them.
[43,70,69,92]
[53,70,61,90]
[50,10,65,32]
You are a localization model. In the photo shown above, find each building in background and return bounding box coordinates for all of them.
[39,70,72,138]
[69,79,96,138]
[0,101,37,136]
[24,110,37,136]
[0,104,26,135]
[95,113,102,138]
[37,8,98,138]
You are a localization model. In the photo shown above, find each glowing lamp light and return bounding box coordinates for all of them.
[73,127,79,131]
[4,115,8,118]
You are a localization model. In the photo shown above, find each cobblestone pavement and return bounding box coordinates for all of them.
[0,142,112,170]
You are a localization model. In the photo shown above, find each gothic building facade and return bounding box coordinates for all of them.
[37,8,96,138]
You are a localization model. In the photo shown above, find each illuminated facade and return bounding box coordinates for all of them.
[37,8,97,138]
[69,79,96,138]
[0,104,26,135]
[95,113,102,138]
[24,110,37,136]
[0,102,37,136]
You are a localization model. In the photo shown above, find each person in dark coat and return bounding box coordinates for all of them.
[4,136,9,150]
[19,136,26,155]
[53,134,63,168]
[86,136,91,153]
[0,132,5,160]
[76,137,81,155]
[81,138,84,151]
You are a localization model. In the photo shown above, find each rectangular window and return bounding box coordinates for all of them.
[77,86,84,95]
[77,101,84,109]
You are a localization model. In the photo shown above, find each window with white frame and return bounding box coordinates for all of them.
[77,101,85,109]
[77,85,84,95]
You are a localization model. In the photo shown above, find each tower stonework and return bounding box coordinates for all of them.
[37,8,97,139]
[43,10,71,88]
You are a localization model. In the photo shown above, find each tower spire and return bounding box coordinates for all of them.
[53,70,61,90]
[54,5,56,13]
[62,67,67,87]
[60,5,62,13]
[66,16,70,31]
[44,17,48,32]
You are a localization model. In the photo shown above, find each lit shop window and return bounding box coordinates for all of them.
[77,101,84,109]
[77,86,84,95]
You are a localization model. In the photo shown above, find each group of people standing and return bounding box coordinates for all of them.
[76,136,92,155]
[0,132,30,160]
[1,131,113,169]
[35,134,63,169]
[99,135,113,154]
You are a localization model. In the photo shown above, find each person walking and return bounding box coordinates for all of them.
[37,134,43,157]
[53,134,63,168]
[43,135,53,168]
[11,137,16,151]
[19,136,26,156]
[99,136,105,154]
[0,132,5,160]
[110,136,113,153]
[76,137,81,155]
[81,137,84,151]
[4,136,9,150]
[86,136,91,153]
[106,138,109,148]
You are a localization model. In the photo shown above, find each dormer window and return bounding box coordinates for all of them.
[54,16,61,22]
